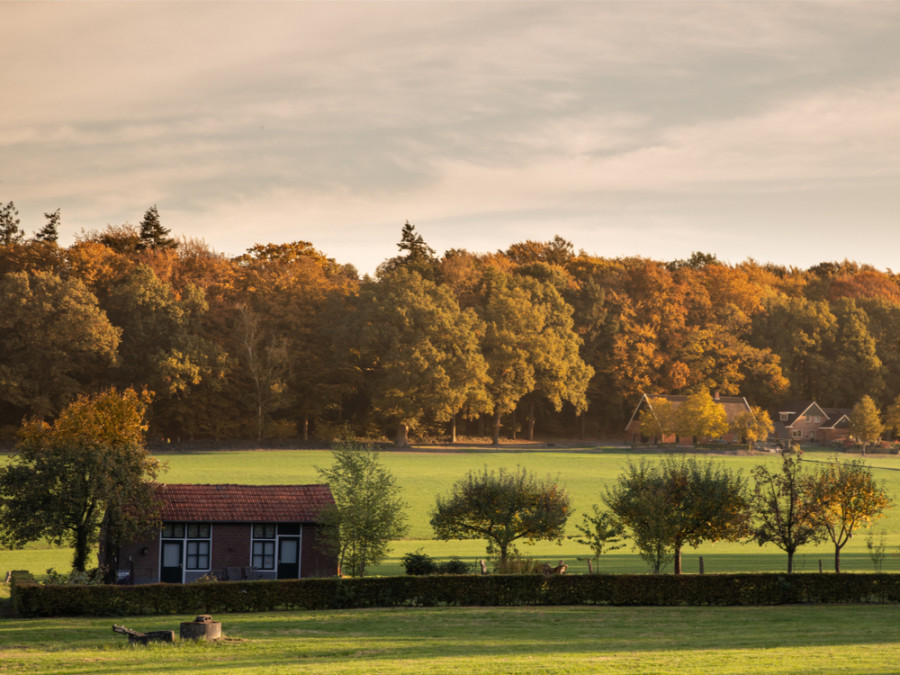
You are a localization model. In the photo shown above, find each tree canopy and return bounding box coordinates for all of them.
[4,205,900,443]
[430,466,570,563]
[316,444,408,577]
[604,457,749,574]
[0,388,162,573]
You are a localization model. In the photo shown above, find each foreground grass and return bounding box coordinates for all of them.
[1,605,898,674]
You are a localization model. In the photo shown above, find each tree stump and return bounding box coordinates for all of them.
[180,615,222,641]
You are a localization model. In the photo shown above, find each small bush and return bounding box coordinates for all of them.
[402,550,439,576]
[437,558,470,575]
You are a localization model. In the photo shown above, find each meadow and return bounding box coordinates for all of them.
[2,445,899,578]
[2,605,900,674]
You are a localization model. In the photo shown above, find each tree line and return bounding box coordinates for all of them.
[5,201,900,443]
[431,453,891,576]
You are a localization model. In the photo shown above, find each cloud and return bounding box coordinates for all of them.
[4,2,900,273]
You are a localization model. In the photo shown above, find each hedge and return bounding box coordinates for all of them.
[11,573,900,618]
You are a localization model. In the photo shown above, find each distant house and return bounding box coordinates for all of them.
[109,483,338,584]
[625,392,752,445]
[773,401,851,445]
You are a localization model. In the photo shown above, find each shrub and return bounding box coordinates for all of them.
[437,557,470,575]
[402,550,438,576]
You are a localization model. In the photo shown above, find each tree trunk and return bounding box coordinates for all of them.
[673,543,682,575]
[73,525,90,572]
[302,412,309,442]
[450,414,457,444]
[786,549,794,574]
[580,411,586,441]
[478,415,485,439]
[527,398,536,441]
[512,409,517,440]
[835,545,842,573]
[396,422,410,448]
[492,407,501,447]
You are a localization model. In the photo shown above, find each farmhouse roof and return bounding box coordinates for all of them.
[155,483,335,523]
[626,392,752,429]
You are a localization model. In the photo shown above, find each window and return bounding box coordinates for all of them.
[807,415,820,424]
[160,522,211,571]
[252,541,276,570]
[792,429,802,439]
[779,413,790,422]
[161,523,185,538]
[186,540,210,570]
[252,524,277,570]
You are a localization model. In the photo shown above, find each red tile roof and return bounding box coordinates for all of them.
[156,484,335,523]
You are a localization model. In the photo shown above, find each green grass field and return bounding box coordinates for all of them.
[2,446,900,578]
[2,605,900,674]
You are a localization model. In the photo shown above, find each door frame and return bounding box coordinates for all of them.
[160,540,184,583]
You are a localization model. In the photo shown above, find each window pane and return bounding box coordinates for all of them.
[253,524,276,539]
[187,524,210,539]
[278,524,300,535]
[162,523,184,538]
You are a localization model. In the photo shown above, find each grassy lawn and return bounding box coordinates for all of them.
[1,605,899,674]
[2,446,900,578]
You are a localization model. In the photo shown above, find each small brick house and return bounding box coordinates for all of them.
[773,401,851,445]
[112,483,338,584]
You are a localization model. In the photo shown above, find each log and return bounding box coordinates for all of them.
[112,624,175,644]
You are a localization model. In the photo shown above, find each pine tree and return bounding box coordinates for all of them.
[138,205,177,250]
[34,208,60,243]
[0,201,24,245]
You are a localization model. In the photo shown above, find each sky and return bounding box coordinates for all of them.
[4,1,900,276]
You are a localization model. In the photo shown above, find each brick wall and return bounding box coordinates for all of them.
[301,524,339,577]
[211,523,252,570]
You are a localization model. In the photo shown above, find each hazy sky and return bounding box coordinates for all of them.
[4,1,900,275]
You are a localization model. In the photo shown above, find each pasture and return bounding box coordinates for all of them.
[2,605,900,674]
[2,446,900,577]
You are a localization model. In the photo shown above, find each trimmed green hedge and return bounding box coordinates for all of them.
[11,573,900,618]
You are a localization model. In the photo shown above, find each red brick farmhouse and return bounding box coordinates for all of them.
[111,484,339,584]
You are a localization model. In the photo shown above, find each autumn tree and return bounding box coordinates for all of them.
[673,389,729,444]
[236,305,292,442]
[476,269,591,445]
[0,388,162,573]
[358,268,489,447]
[808,459,891,572]
[431,466,570,564]
[749,452,823,573]
[731,406,774,451]
[99,264,222,433]
[0,271,120,419]
[605,457,749,574]
[848,395,884,455]
[637,396,676,444]
[884,394,900,440]
[316,444,407,577]
[231,241,358,440]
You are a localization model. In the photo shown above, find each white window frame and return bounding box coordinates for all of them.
[251,524,277,570]
[160,522,212,573]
